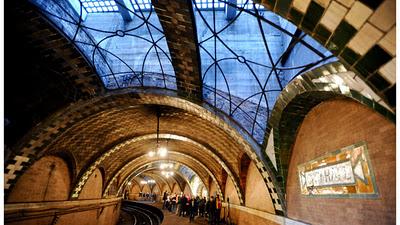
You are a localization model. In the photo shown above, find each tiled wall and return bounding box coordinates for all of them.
[265,61,394,199]
[153,0,203,101]
[258,0,395,108]
[286,99,395,224]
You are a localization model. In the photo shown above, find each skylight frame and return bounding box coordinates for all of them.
[192,0,336,143]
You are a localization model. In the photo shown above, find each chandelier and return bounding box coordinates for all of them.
[148,110,168,157]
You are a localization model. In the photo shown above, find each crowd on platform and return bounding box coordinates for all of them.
[162,192,223,224]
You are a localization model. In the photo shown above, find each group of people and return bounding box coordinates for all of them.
[162,192,223,224]
[124,190,157,201]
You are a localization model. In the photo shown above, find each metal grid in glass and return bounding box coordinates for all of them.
[80,0,119,13]
[30,0,176,90]
[193,0,336,143]
[194,0,264,10]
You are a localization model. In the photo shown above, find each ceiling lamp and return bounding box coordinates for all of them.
[148,110,168,158]
[140,179,156,184]
[161,171,174,178]
[160,163,173,169]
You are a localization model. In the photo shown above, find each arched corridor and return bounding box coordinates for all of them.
[4,0,396,224]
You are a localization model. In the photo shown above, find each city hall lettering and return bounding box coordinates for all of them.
[304,161,355,187]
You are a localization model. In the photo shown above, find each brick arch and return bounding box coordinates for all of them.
[13,0,104,97]
[5,90,282,213]
[98,135,235,191]
[53,150,78,187]
[141,169,193,195]
[106,157,224,201]
[138,172,170,196]
[239,153,251,193]
[258,0,395,109]
[265,61,395,211]
[70,134,236,199]
[7,155,72,203]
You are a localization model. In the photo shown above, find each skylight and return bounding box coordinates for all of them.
[194,0,264,10]
[192,0,336,143]
[30,0,176,90]
[80,0,119,13]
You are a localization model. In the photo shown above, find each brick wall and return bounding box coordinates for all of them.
[286,99,395,224]
[7,156,71,203]
[79,168,103,200]
[223,207,280,225]
[225,177,240,205]
[245,162,275,214]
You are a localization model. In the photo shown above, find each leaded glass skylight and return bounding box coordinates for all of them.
[80,0,119,13]
[30,0,176,90]
[192,0,337,143]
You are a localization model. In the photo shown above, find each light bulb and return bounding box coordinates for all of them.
[158,147,167,157]
[148,151,155,157]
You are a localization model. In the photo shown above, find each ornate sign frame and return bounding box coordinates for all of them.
[297,141,379,198]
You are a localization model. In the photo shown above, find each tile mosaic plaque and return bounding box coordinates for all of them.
[298,142,378,197]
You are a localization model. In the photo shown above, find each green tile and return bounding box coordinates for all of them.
[350,90,362,101]
[359,0,384,10]
[355,45,392,78]
[314,25,331,45]
[340,47,361,66]
[288,8,303,25]
[384,84,395,107]
[302,1,325,33]
[368,73,391,91]
[266,0,277,9]
[374,102,388,117]
[328,21,357,54]
[276,0,292,16]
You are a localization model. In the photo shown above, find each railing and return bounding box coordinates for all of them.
[5,198,122,224]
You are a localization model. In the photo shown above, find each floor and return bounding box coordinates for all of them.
[150,202,209,225]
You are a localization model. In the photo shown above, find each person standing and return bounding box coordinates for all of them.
[189,198,195,223]
[215,195,222,225]
[179,195,187,217]
[205,197,210,219]
[162,191,167,209]
[176,195,181,215]
[198,196,205,217]
[209,196,216,225]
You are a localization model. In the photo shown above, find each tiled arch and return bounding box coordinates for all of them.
[105,154,224,201]
[257,0,395,109]
[5,90,282,211]
[264,61,395,199]
[120,165,208,197]
[140,171,183,194]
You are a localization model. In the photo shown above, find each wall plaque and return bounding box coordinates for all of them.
[298,142,378,197]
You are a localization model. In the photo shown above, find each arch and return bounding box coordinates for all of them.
[127,180,142,200]
[286,99,395,224]
[257,0,395,109]
[6,90,280,212]
[111,159,218,200]
[54,150,78,186]
[265,61,395,207]
[71,134,241,201]
[78,168,103,199]
[7,156,71,203]
[139,172,172,196]
[239,153,251,193]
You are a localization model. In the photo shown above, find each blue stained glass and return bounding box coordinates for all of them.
[30,0,177,90]
[192,0,336,143]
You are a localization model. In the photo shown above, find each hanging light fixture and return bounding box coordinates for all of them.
[148,109,168,157]
[161,171,174,178]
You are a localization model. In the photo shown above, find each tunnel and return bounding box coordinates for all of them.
[4,0,396,224]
